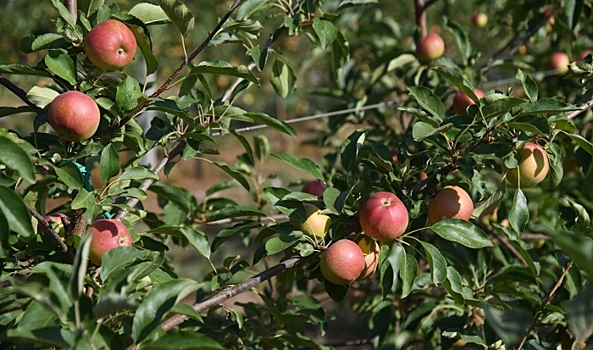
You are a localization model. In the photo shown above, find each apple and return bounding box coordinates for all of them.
[320,239,365,285]
[88,219,132,265]
[85,19,137,71]
[301,180,325,197]
[471,13,488,28]
[415,33,445,63]
[290,203,331,238]
[427,185,474,224]
[506,142,549,187]
[453,88,484,115]
[548,52,570,74]
[38,213,68,237]
[359,192,409,242]
[354,234,381,280]
[578,50,592,61]
[390,150,402,166]
[48,91,101,142]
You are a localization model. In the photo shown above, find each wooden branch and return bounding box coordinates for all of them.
[27,203,68,253]
[566,97,593,120]
[64,0,77,24]
[414,0,427,38]
[0,75,43,114]
[410,164,454,196]
[516,260,573,350]
[104,0,243,135]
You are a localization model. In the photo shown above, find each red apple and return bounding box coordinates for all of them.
[38,213,68,236]
[301,180,325,197]
[320,239,365,285]
[359,192,409,241]
[391,150,402,166]
[506,142,549,187]
[427,186,474,224]
[354,235,381,280]
[548,52,570,74]
[48,91,101,142]
[88,219,132,265]
[453,88,484,115]
[415,33,445,63]
[471,13,488,28]
[85,19,137,71]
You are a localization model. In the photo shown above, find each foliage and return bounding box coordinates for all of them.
[1,0,593,349]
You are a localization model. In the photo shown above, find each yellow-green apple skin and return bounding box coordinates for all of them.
[507,142,550,187]
[291,204,331,238]
[320,239,365,285]
[355,234,381,280]
[427,185,474,224]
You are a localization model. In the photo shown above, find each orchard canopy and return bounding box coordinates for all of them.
[1,0,593,349]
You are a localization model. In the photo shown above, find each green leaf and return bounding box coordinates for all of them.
[444,18,471,62]
[119,167,159,181]
[212,221,263,252]
[129,3,171,24]
[340,128,367,172]
[312,18,338,49]
[0,211,9,258]
[27,86,59,108]
[399,253,418,298]
[420,241,447,283]
[141,331,224,350]
[443,266,464,304]
[54,162,84,189]
[211,161,250,191]
[509,189,529,233]
[78,0,104,17]
[553,231,593,278]
[519,98,579,115]
[569,282,593,342]
[68,232,92,299]
[0,186,34,238]
[265,233,301,255]
[472,185,506,218]
[207,206,267,222]
[71,188,97,210]
[0,64,52,77]
[100,144,120,183]
[380,243,404,296]
[432,66,478,101]
[565,133,593,156]
[0,135,35,183]
[408,86,444,124]
[18,300,59,330]
[132,279,199,342]
[189,61,259,85]
[155,0,195,37]
[230,130,254,165]
[253,134,270,161]
[412,122,453,141]
[509,114,550,136]
[100,247,148,281]
[270,58,296,97]
[18,33,65,53]
[516,69,538,102]
[245,112,297,137]
[149,226,211,259]
[128,22,159,75]
[3,328,72,348]
[272,154,324,180]
[337,0,378,10]
[44,49,76,85]
[430,219,493,249]
[116,75,144,112]
[483,303,533,347]
[45,0,76,28]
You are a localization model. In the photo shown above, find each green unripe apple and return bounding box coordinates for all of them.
[507,142,550,187]
[291,204,331,238]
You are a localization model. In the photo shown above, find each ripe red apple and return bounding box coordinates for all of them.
[471,13,488,28]
[453,88,484,115]
[548,52,570,74]
[88,219,132,265]
[359,192,409,241]
[415,33,445,63]
[290,204,331,238]
[391,150,402,166]
[354,234,381,280]
[301,180,325,197]
[320,239,365,285]
[48,91,101,142]
[578,50,592,61]
[427,185,474,224]
[38,213,68,236]
[85,19,137,71]
[506,142,550,187]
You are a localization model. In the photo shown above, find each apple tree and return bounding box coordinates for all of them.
[1,0,593,349]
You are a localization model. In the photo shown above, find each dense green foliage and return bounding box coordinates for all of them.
[1,0,593,349]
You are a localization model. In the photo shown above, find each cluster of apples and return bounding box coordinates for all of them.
[297,137,550,286]
[48,19,137,142]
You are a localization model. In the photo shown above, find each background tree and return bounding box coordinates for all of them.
[1,0,593,349]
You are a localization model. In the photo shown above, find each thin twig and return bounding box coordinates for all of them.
[27,203,68,253]
[104,0,242,135]
[64,0,77,24]
[516,260,573,350]
[115,140,186,221]
[0,75,43,114]
[414,0,427,38]
[494,235,527,265]
[121,256,304,350]
[566,97,593,119]
[410,164,454,196]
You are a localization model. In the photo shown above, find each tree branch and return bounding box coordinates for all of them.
[0,75,43,114]
[516,260,573,350]
[64,0,77,24]
[566,97,593,120]
[27,203,69,253]
[414,0,427,38]
[410,164,454,196]
[104,0,243,135]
